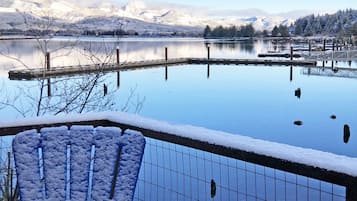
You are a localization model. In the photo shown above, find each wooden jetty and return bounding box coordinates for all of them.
[8,58,317,80]
[258,53,302,58]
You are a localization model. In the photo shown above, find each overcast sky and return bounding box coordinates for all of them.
[113,0,356,14]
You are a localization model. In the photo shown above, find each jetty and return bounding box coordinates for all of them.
[258,53,302,58]
[8,58,317,80]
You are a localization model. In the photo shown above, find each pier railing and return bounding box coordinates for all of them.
[0,112,356,200]
[303,50,357,61]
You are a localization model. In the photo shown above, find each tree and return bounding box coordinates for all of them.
[271,26,279,37]
[242,24,255,37]
[304,21,314,36]
[203,25,212,38]
[263,30,269,37]
[278,25,289,37]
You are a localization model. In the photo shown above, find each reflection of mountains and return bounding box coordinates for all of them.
[302,67,357,79]
[212,40,254,53]
[0,38,267,74]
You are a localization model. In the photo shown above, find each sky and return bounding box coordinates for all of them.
[113,0,356,14]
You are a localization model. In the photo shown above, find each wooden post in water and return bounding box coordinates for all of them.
[45,52,50,71]
[323,39,326,51]
[165,47,168,61]
[308,40,312,52]
[116,48,120,65]
[290,46,294,61]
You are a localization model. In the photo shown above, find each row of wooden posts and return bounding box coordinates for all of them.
[316,39,348,52]
[44,46,213,71]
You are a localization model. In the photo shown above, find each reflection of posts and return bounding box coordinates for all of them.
[207,64,210,79]
[47,78,51,97]
[45,52,50,71]
[103,84,108,96]
[165,66,168,81]
[289,66,293,81]
[117,72,120,88]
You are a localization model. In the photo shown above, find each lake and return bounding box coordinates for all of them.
[1,37,356,157]
[1,37,356,200]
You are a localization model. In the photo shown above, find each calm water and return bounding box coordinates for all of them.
[0,37,357,158]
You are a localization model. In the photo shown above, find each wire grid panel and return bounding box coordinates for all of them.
[134,137,346,201]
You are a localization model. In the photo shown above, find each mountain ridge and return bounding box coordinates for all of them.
[0,0,295,35]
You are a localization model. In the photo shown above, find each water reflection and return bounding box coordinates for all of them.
[117,71,120,88]
[0,37,270,73]
[212,39,254,53]
[0,73,144,117]
[207,64,210,79]
[165,66,168,81]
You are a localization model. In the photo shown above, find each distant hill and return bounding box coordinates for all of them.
[292,9,357,36]
[0,0,294,36]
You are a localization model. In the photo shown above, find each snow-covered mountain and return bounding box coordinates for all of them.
[0,0,295,34]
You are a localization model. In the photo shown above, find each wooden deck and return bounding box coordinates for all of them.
[8,58,317,80]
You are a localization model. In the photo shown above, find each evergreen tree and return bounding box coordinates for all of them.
[272,26,279,37]
[203,25,211,38]
[278,25,289,37]
[262,30,269,37]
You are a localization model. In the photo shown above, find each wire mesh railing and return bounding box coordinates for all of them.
[134,137,346,201]
[0,135,348,201]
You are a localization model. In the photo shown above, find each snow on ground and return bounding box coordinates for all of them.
[3,111,357,177]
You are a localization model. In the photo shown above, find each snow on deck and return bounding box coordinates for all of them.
[2,111,357,177]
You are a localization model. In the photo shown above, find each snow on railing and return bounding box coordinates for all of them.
[0,111,357,200]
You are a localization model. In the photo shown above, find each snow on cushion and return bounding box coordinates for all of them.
[13,126,145,201]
